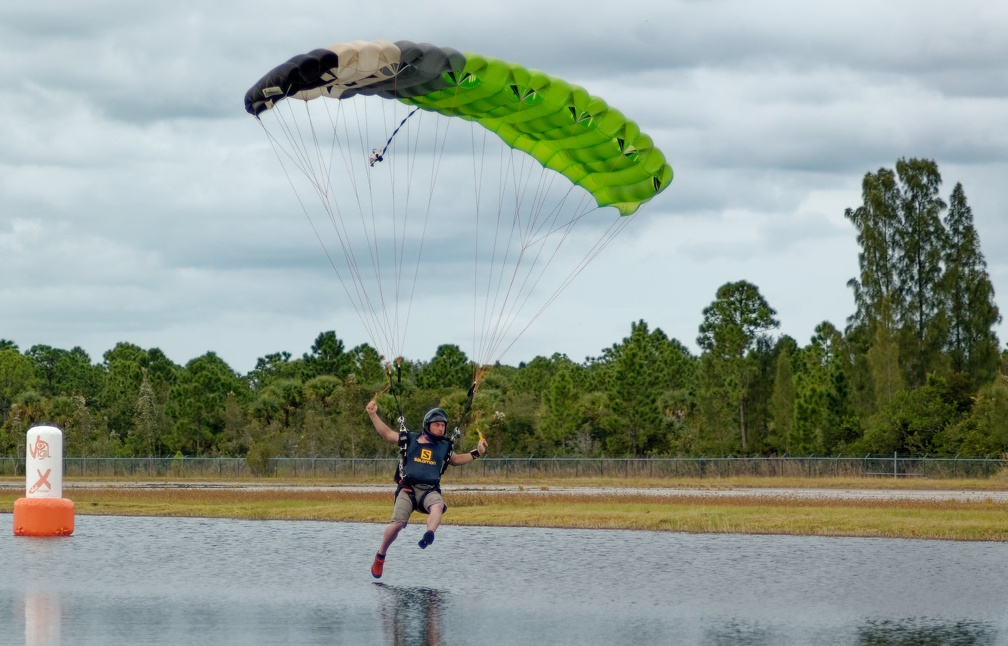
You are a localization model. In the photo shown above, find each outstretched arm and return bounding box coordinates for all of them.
[366,400,399,443]
[448,435,489,466]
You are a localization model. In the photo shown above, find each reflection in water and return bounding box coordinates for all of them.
[25,591,61,646]
[2,516,1007,645]
[857,618,997,645]
[698,618,999,646]
[375,584,445,646]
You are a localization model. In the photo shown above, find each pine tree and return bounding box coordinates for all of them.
[846,168,901,335]
[697,281,779,451]
[845,168,902,413]
[942,182,1002,386]
[605,321,664,456]
[769,345,796,453]
[893,158,948,386]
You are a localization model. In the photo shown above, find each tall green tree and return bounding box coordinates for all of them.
[768,337,797,453]
[846,167,902,413]
[166,352,248,455]
[0,348,38,424]
[100,343,149,443]
[247,351,300,391]
[99,344,178,448]
[129,372,171,456]
[846,168,901,334]
[26,345,102,401]
[941,182,1001,387]
[894,158,948,385]
[350,343,385,386]
[537,364,581,454]
[417,344,471,390]
[790,323,848,454]
[935,376,1008,456]
[697,281,779,451]
[512,355,560,395]
[860,374,957,455]
[303,331,353,380]
[604,321,666,455]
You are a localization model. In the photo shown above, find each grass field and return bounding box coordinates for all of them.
[2,476,1007,541]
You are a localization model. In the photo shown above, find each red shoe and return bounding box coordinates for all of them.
[371,553,385,579]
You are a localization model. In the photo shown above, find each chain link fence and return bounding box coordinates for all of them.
[2,455,1006,480]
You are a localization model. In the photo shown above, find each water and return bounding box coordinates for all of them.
[1,513,1006,645]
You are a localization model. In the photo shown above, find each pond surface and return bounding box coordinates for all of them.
[2,513,1007,645]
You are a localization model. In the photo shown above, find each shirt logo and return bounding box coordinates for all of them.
[414,447,437,465]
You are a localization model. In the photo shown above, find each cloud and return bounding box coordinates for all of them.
[1,0,1006,373]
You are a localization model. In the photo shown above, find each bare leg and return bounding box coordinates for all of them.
[418,503,444,548]
[425,503,444,533]
[379,520,405,555]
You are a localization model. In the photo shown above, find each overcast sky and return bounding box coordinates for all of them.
[2,1,1007,374]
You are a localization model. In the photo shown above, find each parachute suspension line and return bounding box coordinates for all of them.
[395,104,456,363]
[262,96,416,364]
[473,127,542,366]
[298,91,451,366]
[383,98,406,360]
[463,117,633,366]
[478,140,530,364]
[357,95,402,359]
[499,202,635,360]
[482,147,567,360]
[472,133,578,365]
[467,123,522,365]
[391,102,432,362]
[469,123,494,367]
[304,96,418,363]
[321,97,398,358]
[258,108,388,357]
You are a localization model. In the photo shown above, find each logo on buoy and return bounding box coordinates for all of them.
[29,436,50,460]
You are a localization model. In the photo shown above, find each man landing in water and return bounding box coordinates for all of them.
[367,400,488,579]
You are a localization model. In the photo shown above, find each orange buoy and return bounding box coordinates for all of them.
[13,497,75,537]
[13,425,75,537]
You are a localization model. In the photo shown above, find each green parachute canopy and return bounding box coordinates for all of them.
[245,39,673,368]
[245,39,672,215]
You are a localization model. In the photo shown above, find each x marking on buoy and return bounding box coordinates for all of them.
[29,469,52,495]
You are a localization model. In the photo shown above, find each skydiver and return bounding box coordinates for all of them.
[366,399,488,579]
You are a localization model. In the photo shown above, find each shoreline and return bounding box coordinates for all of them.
[4,478,1007,541]
[20,481,1008,503]
[5,478,1008,502]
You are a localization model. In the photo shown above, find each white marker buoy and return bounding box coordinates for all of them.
[12,426,75,537]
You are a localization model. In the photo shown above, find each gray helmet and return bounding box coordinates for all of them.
[422,408,449,435]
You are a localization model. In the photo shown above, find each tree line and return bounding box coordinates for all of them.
[2,158,1007,461]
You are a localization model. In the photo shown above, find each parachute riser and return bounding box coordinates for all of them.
[450,380,479,444]
[384,361,407,433]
